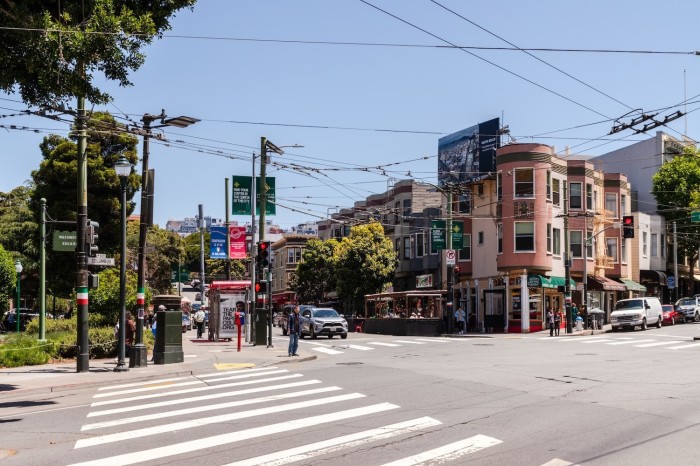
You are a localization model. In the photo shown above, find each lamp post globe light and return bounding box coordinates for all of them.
[114,155,132,372]
[14,259,22,333]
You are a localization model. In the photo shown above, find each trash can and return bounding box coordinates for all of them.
[254,308,268,346]
[153,310,184,364]
[575,316,583,331]
[587,308,605,330]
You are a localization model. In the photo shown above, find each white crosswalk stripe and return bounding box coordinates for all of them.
[311,346,344,355]
[533,334,700,351]
[69,369,502,465]
[392,340,425,345]
[368,341,402,347]
[347,344,374,351]
[668,342,700,350]
[635,340,685,348]
[606,339,655,346]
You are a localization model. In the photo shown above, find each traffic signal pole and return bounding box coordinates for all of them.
[76,95,90,373]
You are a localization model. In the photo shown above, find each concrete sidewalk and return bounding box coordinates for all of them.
[0,330,315,398]
[535,323,612,337]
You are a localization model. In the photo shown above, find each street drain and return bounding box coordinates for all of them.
[337,362,363,365]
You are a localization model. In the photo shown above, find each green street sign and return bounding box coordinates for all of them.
[170,265,189,282]
[52,231,77,252]
[451,220,464,250]
[431,220,446,250]
[692,211,700,223]
[231,175,276,216]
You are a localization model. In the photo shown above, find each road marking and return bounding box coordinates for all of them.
[557,337,605,342]
[635,340,685,348]
[88,379,322,417]
[302,341,330,346]
[97,377,189,391]
[540,459,576,466]
[414,338,450,343]
[392,340,425,345]
[91,374,304,407]
[92,369,288,398]
[368,342,402,347]
[581,339,615,344]
[68,403,399,465]
[213,362,255,369]
[348,344,374,351]
[223,417,442,466]
[311,347,344,355]
[668,342,700,350]
[380,434,502,466]
[606,339,655,346]
[185,354,197,358]
[82,386,343,431]
[198,366,278,378]
[76,392,367,448]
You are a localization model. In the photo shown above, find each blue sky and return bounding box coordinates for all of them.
[2,0,699,229]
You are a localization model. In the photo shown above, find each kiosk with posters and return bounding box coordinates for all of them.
[208,281,249,341]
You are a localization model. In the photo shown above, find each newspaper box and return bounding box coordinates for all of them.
[208,281,249,341]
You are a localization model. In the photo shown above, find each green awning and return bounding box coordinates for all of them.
[618,278,647,292]
[548,276,576,288]
[527,274,574,289]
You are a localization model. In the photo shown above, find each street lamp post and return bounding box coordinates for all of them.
[114,156,132,372]
[133,112,199,368]
[14,260,22,333]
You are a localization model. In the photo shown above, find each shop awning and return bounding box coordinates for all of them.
[640,270,667,287]
[587,275,626,291]
[618,278,647,292]
[527,274,575,289]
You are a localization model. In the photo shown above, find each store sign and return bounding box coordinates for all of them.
[416,274,433,288]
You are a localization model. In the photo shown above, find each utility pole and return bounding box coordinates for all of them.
[563,183,573,334]
[249,152,256,343]
[225,178,231,281]
[673,221,678,302]
[199,204,206,311]
[75,95,90,373]
[446,188,454,335]
[39,198,46,342]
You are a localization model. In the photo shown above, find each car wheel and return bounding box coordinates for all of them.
[341,334,347,339]
[695,312,700,323]
[641,318,647,331]
[656,316,662,328]
[282,328,287,336]
[611,326,618,332]
[310,328,317,339]
[328,334,333,339]
[671,317,675,326]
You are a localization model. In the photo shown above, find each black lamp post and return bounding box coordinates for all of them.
[14,260,22,333]
[114,155,132,372]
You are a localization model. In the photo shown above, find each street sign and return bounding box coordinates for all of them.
[445,249,456,266]
[667,276,675,289]
[87,256,115,266]
[693,212,700,223]
[52,231,77,252]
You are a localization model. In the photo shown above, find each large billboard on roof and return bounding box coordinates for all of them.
[438,117,500,186]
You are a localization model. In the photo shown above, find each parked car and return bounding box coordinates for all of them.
[280,305,316,336]
[674,297,700,323]
[300,307,348,339]
[661,304,684,326]
[610,297,663,331]
[182,314,191,333]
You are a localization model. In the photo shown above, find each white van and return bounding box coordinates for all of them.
[610,297,663,331]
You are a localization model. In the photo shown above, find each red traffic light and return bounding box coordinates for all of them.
[259,242,268,251]
[255,281,268,293]
[622,215,633,226]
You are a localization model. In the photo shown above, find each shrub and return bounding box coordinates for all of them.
[0,335,51,368]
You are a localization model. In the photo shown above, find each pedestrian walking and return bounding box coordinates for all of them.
[554,309,562,336]
[194,306,205,338]
[547,307,555,337]
[287,305,302,356]
[125,312,136,354]
[454,306,466,334]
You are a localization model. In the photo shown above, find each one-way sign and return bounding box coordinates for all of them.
[87,255,115,266]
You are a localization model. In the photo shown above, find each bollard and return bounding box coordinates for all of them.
[235,311,242,352]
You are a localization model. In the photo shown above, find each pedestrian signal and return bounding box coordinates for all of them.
[255,281,268,293]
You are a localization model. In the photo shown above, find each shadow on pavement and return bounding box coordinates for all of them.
[0,399,56,409]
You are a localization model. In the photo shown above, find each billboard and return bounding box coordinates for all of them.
[438,117,500,186]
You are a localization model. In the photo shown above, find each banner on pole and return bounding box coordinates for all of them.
[210,226,227,259]
[231,176,276,216]
[229,226,247,260]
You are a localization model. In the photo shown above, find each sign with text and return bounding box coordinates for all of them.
[229,226,247,260]
[451,220,464,250]
[431,220,446,250]
[52,231,77,252]
[445,249,456,266]
[218,293,245,340]
[231,176,276,216]
[210,226,228,259]
[416,274,433,289]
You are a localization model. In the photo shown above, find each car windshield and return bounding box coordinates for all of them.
[313,309,339,318]
[615,300,643,310]
[678,299,695,306]
[662,305,674,312]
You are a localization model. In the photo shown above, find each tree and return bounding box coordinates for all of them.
[290,238,339,305]
[30,112,140,296]
[89,267,151,325]
[651,147,700,296]
[0,186,39,291]
[0,0,197,106]
[0,244,16,315]
[335,222,398,314]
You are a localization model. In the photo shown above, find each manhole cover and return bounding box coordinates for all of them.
[337,362,363,365]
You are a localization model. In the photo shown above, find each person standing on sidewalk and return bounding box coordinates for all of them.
[288,305,302,356]
[547,307,555,337]
[455,306,466,334]
[194,307,206,339]
[554,309,562,336]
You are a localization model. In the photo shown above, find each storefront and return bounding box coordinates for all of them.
[586,275,626,322]
[363,291,446,336]
[640,270,668,302]
[508,274,573,333]
[618,278,647,298]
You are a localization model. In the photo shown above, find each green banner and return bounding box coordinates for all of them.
[52,230,77,252]
[170,265,189,282]
[431,220,446,250]
[231,176,276,216]
[451,220,464,250]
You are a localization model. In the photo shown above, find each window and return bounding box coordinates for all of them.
[395,238,401,258]
[586,231,593,258]
[415,232,425,257]
[642,231,648,257]
[497,172,503,201]
[552,178,560,206]
[460,234,471,261]
[403,199,412,217]
[459,192,471,214]
[586,184,593,211]
[570,231,583,258]
[605,193,618,218]
[569,183,582,210]
[478,231,484,245]
[515,222,535,251]
[553,228,561,255]
[403,237,411,259]
[477,184,484,197]
[621,194,627,215]
[287,247,302,264]
[497,223,503,254]
[546,171,552,200]
[514,169,535,198]
[547,223,552,253]
[606,238,618,262]
[651,233,658,257]
[661,234,666,258]
[430,234,437,254]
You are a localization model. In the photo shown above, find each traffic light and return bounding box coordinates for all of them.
[255,281,268,293]
[86,219,99,256]
[256,241,271,271]
[622,215,634,239]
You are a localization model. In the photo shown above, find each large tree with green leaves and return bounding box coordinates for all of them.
[335,222,397,314]
[0,0,196,106]
[0,186,38,277]
[651,147,700,296]
[0,244,16,315]
[290,238,339,305]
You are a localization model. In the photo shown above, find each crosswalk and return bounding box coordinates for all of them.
[67,366,502,465]
[535,335,700,350]
[287,336,454,357]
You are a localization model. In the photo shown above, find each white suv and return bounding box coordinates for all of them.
[675,297,700,323]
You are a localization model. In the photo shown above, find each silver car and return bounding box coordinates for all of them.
[300,308,348,339]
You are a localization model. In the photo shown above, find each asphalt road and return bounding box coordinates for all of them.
[3,322,700,465]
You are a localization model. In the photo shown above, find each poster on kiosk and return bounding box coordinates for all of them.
[218,293,245,340]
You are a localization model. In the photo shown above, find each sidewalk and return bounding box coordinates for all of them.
[535,323,612,337]
[0,330,315,398]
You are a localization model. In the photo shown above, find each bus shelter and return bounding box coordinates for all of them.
[362,291,446,336]
[207,281,249,341]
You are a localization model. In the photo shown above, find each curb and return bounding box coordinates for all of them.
[442,334,494,339]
